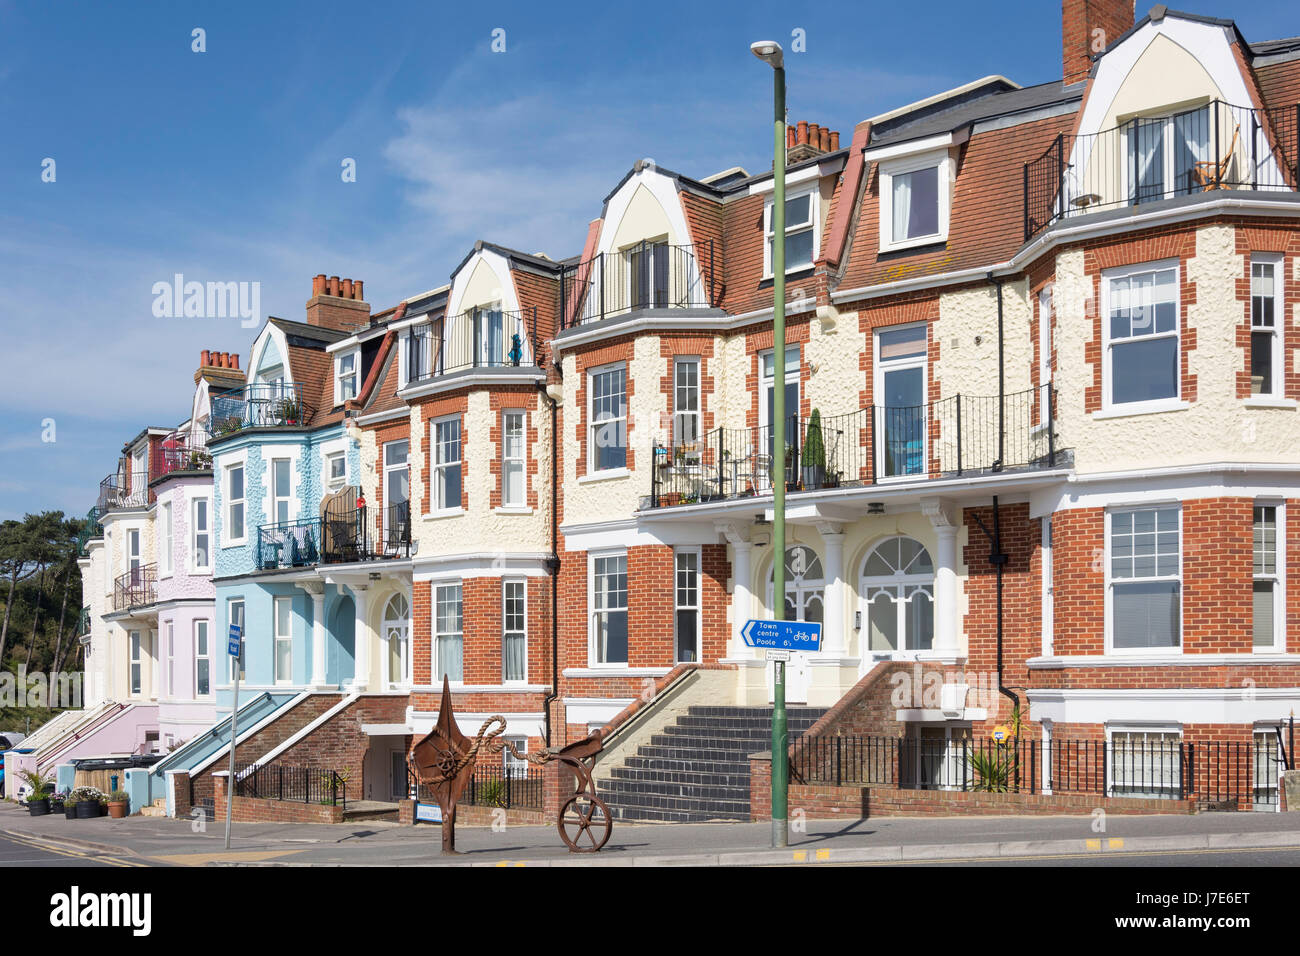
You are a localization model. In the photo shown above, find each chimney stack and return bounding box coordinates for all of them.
[1062,0,1135,86]
[784,121,844,165]
[195,349,243,386]
[306,272,371,333]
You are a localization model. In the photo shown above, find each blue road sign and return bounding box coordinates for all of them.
[742,618,822,653]
[228,623,242,658]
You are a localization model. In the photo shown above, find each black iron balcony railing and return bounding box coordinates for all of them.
[649,386,1063,508]
[1025,99,1300,240]
[257,499,412,570]
[112,563,156,612]
[151,429,211,479]
[75,507,102,556]
[209,383,313,439]
[405,308,539,386]
[97,470,151,511]
[559,240,716,330]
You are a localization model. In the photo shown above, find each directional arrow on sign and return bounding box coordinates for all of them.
[741,618,822,653]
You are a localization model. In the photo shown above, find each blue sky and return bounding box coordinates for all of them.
[0,0,1296,520]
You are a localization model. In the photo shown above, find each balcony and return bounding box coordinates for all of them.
[559,240,717,330]
[1025,100,1299,241]
[113,564,156,612]
[151,428,212,479]
[405,308,539,387]
[209,383,313,439]
[647,387,1065,509]
[256,500,412,570]
[75,507,102,556]
[97,470,150,511]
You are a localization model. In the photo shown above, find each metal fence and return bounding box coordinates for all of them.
[97,469,151,511]
[112,563,156,611]
[1025,99,1300,240]
[235,764,348,809]
[414,763,543,811]
[209,382,313,438]
[790,732,1292,809]
[257,500,412,570]
[405,307,539,384]
[650,386,1061,508]
[559,240,716,328]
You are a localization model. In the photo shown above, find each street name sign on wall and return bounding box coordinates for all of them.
[742,619,822,653]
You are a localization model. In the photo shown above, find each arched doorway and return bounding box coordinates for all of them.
[381,592,410,690]
[860,536,935,658]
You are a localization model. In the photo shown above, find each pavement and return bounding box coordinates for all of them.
[4,800,1300,866]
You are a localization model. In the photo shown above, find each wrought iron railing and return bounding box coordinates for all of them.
[649,386,1062,508]
[790,733,1291,809]
[97,470,151,511]
[112,563,156,612]
[559,240,716,329]
[405,308,539,386]
[76,606,91,637]
[208,383,313,438]
[151,429,211,478]
[257,499,412,570]
[415,763,542,810]
[75,507,102,556]
[1025,99,1300,240]
[235,763,347,809]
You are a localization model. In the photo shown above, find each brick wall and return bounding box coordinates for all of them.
[213,773,343,824]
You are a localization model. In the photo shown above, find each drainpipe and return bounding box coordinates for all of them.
[971,496,1018,718]
[537,377,561,747]
[988,272,1005,472]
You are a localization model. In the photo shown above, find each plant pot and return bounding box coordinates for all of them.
[802,465,825,490]
[64,803,78,819]
[75,801,100,819]
[27,798,49,816]
[108,800,128,819]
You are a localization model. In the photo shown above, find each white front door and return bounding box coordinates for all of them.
[766,545,822,704]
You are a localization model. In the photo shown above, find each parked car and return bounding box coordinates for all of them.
[0,732,27,751]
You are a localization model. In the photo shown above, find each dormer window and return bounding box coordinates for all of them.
[335,349,358,405]
[763,191,817,277]
[878,149,950,251]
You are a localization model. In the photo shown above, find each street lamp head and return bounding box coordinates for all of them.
[750,40,783,69]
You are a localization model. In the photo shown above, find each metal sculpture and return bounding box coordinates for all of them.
[408,676,612,854]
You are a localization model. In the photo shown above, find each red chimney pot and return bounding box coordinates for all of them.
[797,120,808,145]
[201,349,210,367]
[354,280,363,300]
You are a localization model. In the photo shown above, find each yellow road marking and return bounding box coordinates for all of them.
[848,844,1300,867]
[1109,838,1124,849]
[147,849,307,866]
[1086,838,1101,850]
[793,850,807,862]
[4,832,143,868]
[816,849,830,861]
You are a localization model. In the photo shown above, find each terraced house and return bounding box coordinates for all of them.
[46,0,1300,823]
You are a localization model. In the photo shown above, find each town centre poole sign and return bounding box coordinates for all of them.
[742,619,822,653]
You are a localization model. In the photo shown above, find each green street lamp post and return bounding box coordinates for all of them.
[751,38,788,849]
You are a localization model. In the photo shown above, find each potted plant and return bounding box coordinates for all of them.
[276,397,301,425]
[18,769,52,816]
[802,409,827,490]
[63,792,79,819]
[71,786,104,818]
[107,786,129,819]
[214,415,242,437]
[48,791,65,814]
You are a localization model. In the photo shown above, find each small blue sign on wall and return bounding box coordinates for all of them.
[228,623,242,658]
[415,802,443,824]
[742,619,822,653]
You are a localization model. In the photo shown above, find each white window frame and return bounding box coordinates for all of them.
[588,363,628,474]
[127,527,142,574]
[588,551,629,667]
[1249,254,1284,399]
[382,592,411,690]
[190,495,211,573]
[273,595,293,684]
[334,348,359,405]
[129,630,143,696]
[502,578,527,683]
[326,451,347,491]
[877,149,951,253]
[269,457,293,527]
[1104,505,1183,656]
[860,536,936,658]
[1038,285,1054,428]
[674,547,701,664]
[224,461,247,546]
[431,415,463,514]
[1106,725,1183,799]
[672,357,701,462]
[503,735,529,776]
[501,410,526,508]
[158,501,173,578]
[434,582,464,684]
[1253,500,1285,653]
[763,187,819,277]
[228,599,245,682]
[873,323,929,480]
[194,619,212,698]
[1100,259,1182,414]
[165,621,175,697]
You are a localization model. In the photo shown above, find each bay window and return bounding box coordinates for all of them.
[590,553,628,665]
[1108,507,1181,652]
[503,579,526,682]
[432,417,462,511]
[674,549,700,663]
[225,463,245,543]
[1251,256,1283,397]
[1104,263,1180,409]
[435,583,463,682]
[589,365,627,472]
[1254,504,1282,650]
[501,411,525,507]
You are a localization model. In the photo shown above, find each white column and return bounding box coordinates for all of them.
[923,498,960,655]
[817,523,846,655]
[351,585,372,691]
[298,582,328,688]
[730,541,753,659]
